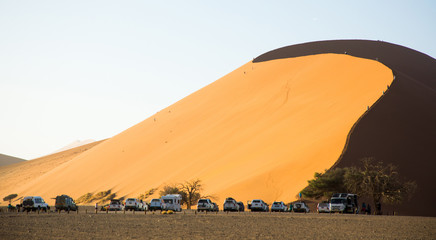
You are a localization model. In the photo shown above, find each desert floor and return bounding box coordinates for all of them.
[1,207,435,240]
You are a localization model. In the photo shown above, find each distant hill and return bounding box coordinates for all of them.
[0,153,25,167]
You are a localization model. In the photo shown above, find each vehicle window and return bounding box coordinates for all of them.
[127,198,135,201]
[331,199,346,204]
[163,199,173,204]
[198,199,208,203]
[252,200,260,203]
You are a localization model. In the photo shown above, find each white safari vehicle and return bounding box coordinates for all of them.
[149,198,163,211]
[329,193,358,213]
[197,198,214,212]
[125,198,143,211]
[223,197,239,212]
[250,199,269,212]
[22,196,50,212]
[161,194,182,212]
[293,201,310,213]
[271,201,287,212]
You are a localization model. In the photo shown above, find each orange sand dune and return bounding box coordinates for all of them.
[2,54,392,205]
[0,140,104,203]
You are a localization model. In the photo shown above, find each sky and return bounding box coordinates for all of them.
[1,0,435,160]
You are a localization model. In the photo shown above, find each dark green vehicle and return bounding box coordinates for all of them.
[55,195,78,212]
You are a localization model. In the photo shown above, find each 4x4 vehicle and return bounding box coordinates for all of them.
[108,199,124,211]
[22,196,50,212]
[125,198,143,211]
[293,201,310,213]
[317,202,330,213]
[250,199,269,212]
[271,201,287,212]
[197,198,214,212]
[211,202,219,212]
[237,201,245,212]
[329,193,358,214]
[149,198,163,211]
[55,195,78,212]
[223,197,239,212]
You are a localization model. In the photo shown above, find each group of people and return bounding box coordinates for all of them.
[360,202,372,214]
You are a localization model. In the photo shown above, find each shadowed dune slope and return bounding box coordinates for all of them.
[5,53,393,206]
[255,40,436,216]
[0,153,25,167]
[0,140,104,204]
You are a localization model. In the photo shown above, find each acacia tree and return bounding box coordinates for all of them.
[3,194,18,204]
[179,179,203,210]
[301,168,348,199]
[344,158,417,215]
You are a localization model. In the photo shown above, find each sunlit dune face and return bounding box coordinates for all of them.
[4,54,393,205]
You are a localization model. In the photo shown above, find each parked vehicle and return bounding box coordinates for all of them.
[247,200,252,210]
[317,201,330,213]
[22,196,50,212]
[237,201,245,212]
[161,194,182,212]
[150,198,163,211]
[211,202,219,212]
[223,197,239,212]
[197,198,214,212]
[329,193,358,213]
[55,195,78,212]
[125,198,142,211]
[293,201,310,213]
[271,201,287,212]
[100,204,110,211]
[108,199,124,211]
[250,199,269,212]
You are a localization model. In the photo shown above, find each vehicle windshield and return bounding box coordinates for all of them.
[331,199,346,204]
[273,202,280,205]
[318,203,328,207]
[252,200,261,203]
[110,200,120,205]
[163,199,173,204]
[225,200,234,203]
[151,199,160,203]
[127,198,135,201]
[198,199,208,203]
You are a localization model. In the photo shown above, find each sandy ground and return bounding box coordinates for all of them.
[1,208,434,240]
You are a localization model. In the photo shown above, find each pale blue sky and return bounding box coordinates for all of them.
[1,0,435,159]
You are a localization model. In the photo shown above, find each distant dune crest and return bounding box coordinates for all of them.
[51,139,96,154]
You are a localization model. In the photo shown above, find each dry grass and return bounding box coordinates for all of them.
[0,209,434,239]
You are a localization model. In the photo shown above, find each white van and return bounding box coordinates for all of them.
[161,194,182,212]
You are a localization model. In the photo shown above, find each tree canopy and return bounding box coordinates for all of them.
[3,193,18,203]
[302,158,416,214]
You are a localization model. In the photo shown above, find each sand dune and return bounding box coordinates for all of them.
[255,40,436,216]
[0,153,25,167]
[1,53,392,206]
[0,140,104,203]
